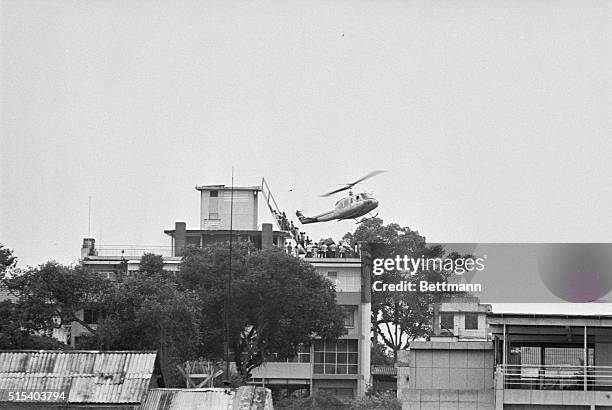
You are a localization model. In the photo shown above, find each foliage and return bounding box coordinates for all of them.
[0,245,346,386]
[92,273,201,387]
[350,392,401,409]
[370,342,393,366]
[4,262,112,336]
[0,300,67,349]
[342,218,463,360]
[0,244,17,279]
[275,391,347,409]
[178,243,346,377]
[1,254,200,386]
[275,392,401,409]
[138,253,165,276]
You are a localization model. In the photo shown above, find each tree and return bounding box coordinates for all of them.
[138,253,165,276]
[0,300,67,349]
[0,244,17,279]
[343,218,462,360]
[178,243,346,378]
[90,272,201,387]
[5,262,112,336]
[370,341,393,366]
[0,251,85,349]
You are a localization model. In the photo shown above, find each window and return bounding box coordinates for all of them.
[209,191,219,219]
[83,309,99,325]
[269,344,311,363]
[327,271,337,279]
[288,344,311,363]
[440,312,454,331]
[465,313,478,330]
[314,339,358,375]
[341,305,356,328]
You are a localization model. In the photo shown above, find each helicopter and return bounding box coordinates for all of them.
[296,170,385,225]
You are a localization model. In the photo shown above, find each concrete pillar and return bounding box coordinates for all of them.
[261,223,273,250]
[174,222,186,256]
[584,324,588,391]
[495,368,504,410]
[433,304,440,335]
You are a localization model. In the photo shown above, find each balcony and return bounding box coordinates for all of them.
[496,364,612,407]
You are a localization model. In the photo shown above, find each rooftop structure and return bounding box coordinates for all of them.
[432,296,492,341]
[490,311,612,409]
[140,386,272,410]
[0,350,162,408]
[397,299,612,409]
[164,222,288,257]
[196,184,261,231]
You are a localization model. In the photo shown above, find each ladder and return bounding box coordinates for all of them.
[261,178,304,253]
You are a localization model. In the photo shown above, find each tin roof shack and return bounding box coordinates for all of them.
[0,350,163,409]
[140,386,273,410]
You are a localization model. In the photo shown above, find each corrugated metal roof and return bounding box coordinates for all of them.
[0,350,157,404]
[0,284,18,302]
[141,388,234,410]
[371,365,397,376]
[140,386,273,410]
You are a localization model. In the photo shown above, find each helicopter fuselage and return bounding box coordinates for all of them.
[296,192,379,224]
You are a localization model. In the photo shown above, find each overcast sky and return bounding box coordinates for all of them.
[1,0,611,284]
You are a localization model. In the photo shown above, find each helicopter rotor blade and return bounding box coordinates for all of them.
[349,170,386,186]
[320,170,386,197]
[321,185,351,197]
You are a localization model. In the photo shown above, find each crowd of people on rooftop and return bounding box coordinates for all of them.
[272,209,355,258]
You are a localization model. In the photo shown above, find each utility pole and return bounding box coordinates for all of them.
[224,167,235,380]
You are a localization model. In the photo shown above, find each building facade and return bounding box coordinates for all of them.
[397,298,612,410]
[250,256,372,398]
[196,184,261,231]
[76,180,372,398]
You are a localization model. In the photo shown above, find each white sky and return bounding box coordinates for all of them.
[1,0,611,283]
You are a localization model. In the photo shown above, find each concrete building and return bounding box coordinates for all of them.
[397,298,612,410]
[196,184,261,230]
[491,312,612,410]
[250,255,372,399]
[164,221,288,257]
[433,297,492,341]
[76,180,372,399]
[397,297,494,409]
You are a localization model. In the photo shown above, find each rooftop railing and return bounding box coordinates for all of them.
[93,246,174,258]
[498,364,612,391]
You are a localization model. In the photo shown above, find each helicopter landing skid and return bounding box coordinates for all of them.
[355,213,378,224]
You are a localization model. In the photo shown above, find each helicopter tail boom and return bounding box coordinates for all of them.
[296,210,318,224]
